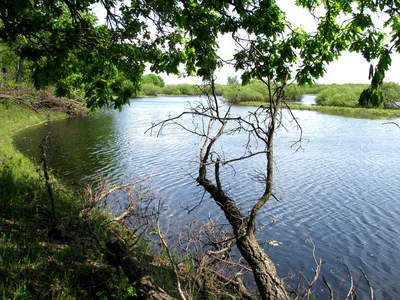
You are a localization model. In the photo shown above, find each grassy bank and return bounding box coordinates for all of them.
[0,90,173,299]
[0,88,253,299]
[0,95,119,298]
[237,101,400,118]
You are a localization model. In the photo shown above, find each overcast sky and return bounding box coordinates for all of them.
[92,1,400,85]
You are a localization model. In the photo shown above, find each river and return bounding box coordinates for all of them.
[14,96,400,299]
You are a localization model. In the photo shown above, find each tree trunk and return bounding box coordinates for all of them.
[237,233,289,300]
[197,178,290,300]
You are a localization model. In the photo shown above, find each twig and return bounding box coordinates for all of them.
[40,134,56,221]
[156,200,187,300]
[359,268,374,300]
[323,276,334,300]
[382,121,400,129]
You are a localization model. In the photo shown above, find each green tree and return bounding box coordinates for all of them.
[142,74,165,87]
[227,75,239,85]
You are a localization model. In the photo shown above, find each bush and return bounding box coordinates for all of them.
[141,84,162,96]
[222,82,304,103]
[222,85,265,103]
[284,84,304,101]
[142,74,165,87]
[301,84,329,95]
[315,83,400,108]
[160,84,201,96]
[316,85,367,107]
[382,82,400,103]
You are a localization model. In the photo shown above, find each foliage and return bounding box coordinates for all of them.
[0,2,146,110]
[227,75,240,85]
[141,83,162,96]
[316,84,367,107]
[140,83,226,96]
[142,73,165,87]
[316,83,400,107]
[0,42,18,80]
[301,84,330,95]
[222,82,303,103]
[238,101,400,118]
[1,0,399,108]
[382,82,400,104]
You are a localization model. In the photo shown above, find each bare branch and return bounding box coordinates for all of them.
[323,276,334,300]
[382,121,400,129]
[359,268,374,300]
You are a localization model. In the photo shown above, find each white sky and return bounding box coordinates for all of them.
[92,2,400,85]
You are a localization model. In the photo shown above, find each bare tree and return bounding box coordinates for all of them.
[147,68,300,299]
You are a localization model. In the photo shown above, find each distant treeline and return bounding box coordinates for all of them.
[140,75,400,109]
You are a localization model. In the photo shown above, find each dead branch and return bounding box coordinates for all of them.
[300,238,323,299]
[40,134,56,221]
[342,261,356,300]
[382,121,400,129]
[322,276,334,300]
[204,267,256,300]
[81,174,152,218]
[156,200,188,300]
[359,267,374,300]
[177,215,256,299]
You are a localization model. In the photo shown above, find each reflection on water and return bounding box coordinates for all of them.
[14,96,400,298]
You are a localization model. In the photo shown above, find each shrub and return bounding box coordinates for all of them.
[222,82,304,103]
[316,85,367,107]
[160,84,201,96]
[142,74,165,87]
[141,84,162,96]
[222,85,265,103]
[283,84,304,101]
[301,84,329,95]
[382,82,400,103]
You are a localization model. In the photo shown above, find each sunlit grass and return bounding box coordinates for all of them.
[0,101,137,299]
[0,99,192,299]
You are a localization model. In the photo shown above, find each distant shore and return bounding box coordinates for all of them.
[237,101,400,118]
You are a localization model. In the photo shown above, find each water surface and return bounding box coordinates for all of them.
[14,96,400,298]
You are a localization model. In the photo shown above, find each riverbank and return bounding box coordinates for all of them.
[237,101,400,118]
[0,92,170,298]
[0,90,254,299]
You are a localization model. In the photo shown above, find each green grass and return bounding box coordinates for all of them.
[0,99,154,299]
[0,103,112,298]
[0,96,245,300]
[236,101,400,119]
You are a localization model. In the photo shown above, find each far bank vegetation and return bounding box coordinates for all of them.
[140,74,400,109]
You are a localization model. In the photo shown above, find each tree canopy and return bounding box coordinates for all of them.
[142,74,165,87]
[0,0,399,108]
